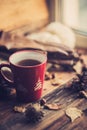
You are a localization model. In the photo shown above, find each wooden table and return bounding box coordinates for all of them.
[0,53,87,130]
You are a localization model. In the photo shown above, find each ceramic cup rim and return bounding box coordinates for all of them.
[9,50,47,68]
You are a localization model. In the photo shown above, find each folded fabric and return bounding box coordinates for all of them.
[46,22,76,49]
[27,22,76,49]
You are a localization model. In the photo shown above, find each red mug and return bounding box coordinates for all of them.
[0,50,47,102]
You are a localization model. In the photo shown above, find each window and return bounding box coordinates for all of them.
[50,0,87,47]
[61,0,87,34]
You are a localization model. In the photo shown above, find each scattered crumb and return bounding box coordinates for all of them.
[51,78,60,86]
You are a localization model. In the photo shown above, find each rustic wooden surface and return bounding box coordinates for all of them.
[0,54,87,130]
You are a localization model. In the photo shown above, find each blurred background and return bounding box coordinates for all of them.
[0,0,87,48]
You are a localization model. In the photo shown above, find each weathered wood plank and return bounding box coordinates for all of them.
[0,82,87,130]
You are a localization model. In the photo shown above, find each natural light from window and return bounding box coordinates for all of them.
[61,0,87,34]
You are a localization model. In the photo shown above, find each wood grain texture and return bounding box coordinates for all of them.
[0,83,87,130]
[0,0,49,31]
[0,53,87,130]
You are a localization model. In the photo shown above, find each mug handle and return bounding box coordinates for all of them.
[0,63,14,83]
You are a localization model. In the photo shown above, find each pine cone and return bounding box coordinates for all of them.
[25,103,44,123]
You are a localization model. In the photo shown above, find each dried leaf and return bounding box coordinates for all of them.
[51,78,61,86]
[13,106,26,113]
[32,103,41,111]
[65,107,83,122]
[44,103,62,110]
[45,72,55,80]
[51,81,59,86]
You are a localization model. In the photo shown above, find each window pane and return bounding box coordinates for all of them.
[79,0,87,32]
[61,0,87,33]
